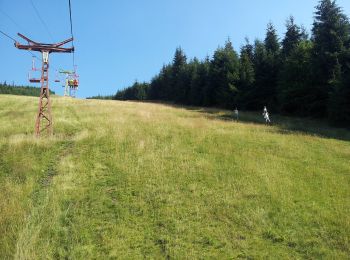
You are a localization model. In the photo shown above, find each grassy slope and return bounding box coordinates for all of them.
[0,95,349,259]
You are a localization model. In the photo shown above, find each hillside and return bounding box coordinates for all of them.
[0,95,349,259]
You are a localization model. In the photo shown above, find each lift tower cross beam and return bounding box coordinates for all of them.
[15,33,74,136]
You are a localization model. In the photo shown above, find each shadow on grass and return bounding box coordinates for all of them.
[160,102,350,142]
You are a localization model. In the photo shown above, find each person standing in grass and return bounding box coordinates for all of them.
[234,107,239,121]
[263,106,271,124]
[263,106,267,115]
[264,111,271,124]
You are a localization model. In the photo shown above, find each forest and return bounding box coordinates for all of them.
[110,0,350,126]
[0,82,55,96]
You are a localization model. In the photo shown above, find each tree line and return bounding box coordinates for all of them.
[86,94,114,100]
[0,82,55,96]
[107,0,350,126]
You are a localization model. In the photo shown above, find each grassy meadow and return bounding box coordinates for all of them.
[0,94,349,259]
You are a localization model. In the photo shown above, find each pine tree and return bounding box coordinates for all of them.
[208,39,240,108]
[194,57,211,106]
[278,41,314,115]
[200,56,214,107]
[179,58,197,104]
[238,39,255,108]
[251,23,281,111]
[282,16,308,58]
[171,47,187,103]
[278,17,312,115]
[173,48,187,72]
[188,57,205,106]
[248,40,266,109]
[265,23,280,53]
[264,23,281,110]
[148,64,172,100]
[311,0,350,117]
[328,47,350,126]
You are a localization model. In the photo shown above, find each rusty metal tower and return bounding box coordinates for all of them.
[15,33,74,136]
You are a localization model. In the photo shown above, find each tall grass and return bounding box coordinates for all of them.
[0,95,349,259]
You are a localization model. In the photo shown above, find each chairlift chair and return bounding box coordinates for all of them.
[28,71,41,83]
[28,56,41,83]
[54,70,60,82]
[28,75,41,83]
[68,73,79,88]
[73,79,79,87]
[68,78,75,87]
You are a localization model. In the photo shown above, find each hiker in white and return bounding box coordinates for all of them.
[264,111,271,123]
[234,107,239,121]
[262,106,271,124]
[263,106,268,115]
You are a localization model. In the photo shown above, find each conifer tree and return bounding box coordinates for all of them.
[265,23,280,53]
[238,39,255,108]
[148,64,172,100]
[328,47,350,126]
[278,41,314,115]
[189,57,209,106]
[252,23,281,111]
[179,58,197,104]
[281,16,308,58]
[208,39,239,108]
[278,17,312,115]
[249,40,268,109]
[171,47,187,103]
[264,23,281,110]
[311,0,350,117]
[249,24,281,110]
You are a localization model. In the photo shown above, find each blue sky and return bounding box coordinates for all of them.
[1,0,350,98]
